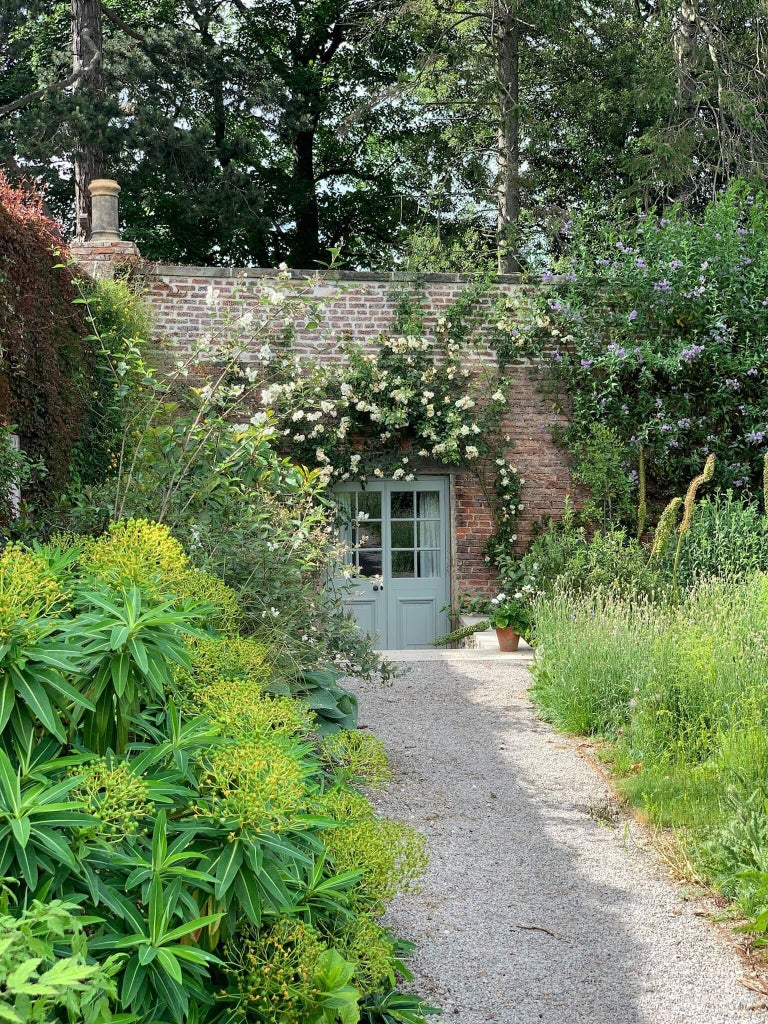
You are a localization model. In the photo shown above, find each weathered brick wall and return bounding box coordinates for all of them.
[144,266,504,364]
[453,390,571,596]
[70,244,575,598]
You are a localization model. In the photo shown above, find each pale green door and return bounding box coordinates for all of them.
[335,477,450,650]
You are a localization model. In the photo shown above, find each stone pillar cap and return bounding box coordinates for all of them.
[88,178,121,197]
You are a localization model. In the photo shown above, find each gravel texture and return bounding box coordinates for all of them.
[346,656,768,1024]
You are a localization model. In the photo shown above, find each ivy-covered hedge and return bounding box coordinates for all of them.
[0,173,95,497]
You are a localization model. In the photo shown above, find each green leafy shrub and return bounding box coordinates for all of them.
[321,731,393,790]
[226,920,360,1024]
[519,513,663,601]
[570,423,636,528]
[324,816,428,912]
[0,894,119,1024]
[667,491,768,589]
[516,183,768,501]
[72,756,154,839]
[0,521,433,1024]
[73,276,154,488]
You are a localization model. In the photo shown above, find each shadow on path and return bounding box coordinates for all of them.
[347,659,764,1024]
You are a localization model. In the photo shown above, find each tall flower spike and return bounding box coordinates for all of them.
[636,446,647,542]
[680,453,715,536]
[649,496,683,562]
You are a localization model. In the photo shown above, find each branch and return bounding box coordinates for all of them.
[102,4,152,45]
[0,39,100,120]
[0,25,102,120]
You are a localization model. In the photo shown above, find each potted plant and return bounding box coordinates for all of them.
[488,592,532,652]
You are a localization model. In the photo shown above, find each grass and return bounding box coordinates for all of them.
[531,576,768,930]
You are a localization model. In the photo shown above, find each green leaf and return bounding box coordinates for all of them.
[127,637,149,674]
[152,810,168,867]
[10,815,30,848]
[31,672,94,713]
[213,840,243,900]
[138,945,158,966]
[148,875,165,944]
[121,954,147,1007]
[31,826,79,868]
[15,677,65,741]
[111,652,130,696]
[233,868,262,924]
[160,913,223,945]
[154,947,183,984]
[12,835,38,887]
[0,750,21,808]
[0,679,14,732]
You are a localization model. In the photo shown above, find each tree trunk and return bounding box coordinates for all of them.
[71,0,104,239]
[674,0,699,122]
[290,128,321,267]
[495,5,520,275]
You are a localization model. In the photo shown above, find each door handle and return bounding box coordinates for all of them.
[372,585,385,592]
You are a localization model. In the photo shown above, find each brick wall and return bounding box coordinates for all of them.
[143,265,506,365]
[70,244,575,599]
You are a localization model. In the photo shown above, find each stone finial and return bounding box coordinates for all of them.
[88,178,121,241]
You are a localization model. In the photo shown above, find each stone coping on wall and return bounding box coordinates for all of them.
[147,264,526,285]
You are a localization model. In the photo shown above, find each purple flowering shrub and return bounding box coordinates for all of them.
[514,182,768,498]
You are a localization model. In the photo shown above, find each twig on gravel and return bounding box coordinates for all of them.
[516,923,560,939]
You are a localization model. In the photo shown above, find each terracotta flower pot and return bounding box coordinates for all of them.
[495,626,520,652]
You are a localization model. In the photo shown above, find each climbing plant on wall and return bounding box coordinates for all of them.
[262,309,523,568]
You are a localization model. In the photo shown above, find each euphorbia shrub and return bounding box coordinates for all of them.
[512,182,768,500]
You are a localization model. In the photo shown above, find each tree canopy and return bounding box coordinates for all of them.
[2,0,767,268]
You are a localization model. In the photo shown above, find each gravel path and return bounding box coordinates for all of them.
[347,656,768,1024]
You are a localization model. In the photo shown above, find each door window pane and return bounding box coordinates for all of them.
[417,491,440,518]
[359,550,383,576]
[358,491,382,518]
[418,519,441,548]
[391,491,414,518]
[391,550,415,577]
[390,521,414,548]
[335,492,352,517]
[357,525,382,549]
[418,550,441,578]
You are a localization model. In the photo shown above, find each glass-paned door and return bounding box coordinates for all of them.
[334,477,450,649]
